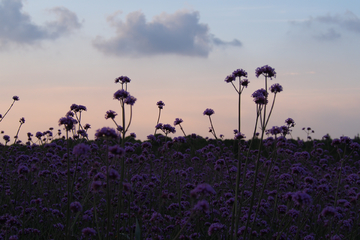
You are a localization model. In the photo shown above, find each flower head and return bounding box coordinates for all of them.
[113,89,130,100]
[157,101,165,109]
[105,110,117,119]
[58,116,77,131]
[73,143,91,156]
[82,227,96,236]
[12,96,19,101]
[241,79,250,87]
[251,89,268,105]
[174,118,183,126]
[70,201,82,213]
[115,76,131,84]
[255,65,276,79]
[95,127,118,139]
[232,68,248,78]
[19,117,25,124]
[124,95,137,105]
[162,124,176,134]
[203,108,214,116]
[224,75,235,83]
[270,83,283,93]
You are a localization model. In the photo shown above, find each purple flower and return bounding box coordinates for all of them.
[19,117,25,124]
[130,132,136,138]
[12,96,19,101]
[58,116,77,131]
[285,118,295,127]
[78,105,87,111]
[208,223,224,236]
[115,76,131,83]
[162,124,176,134]
[331,138,341,147]
[203,108,214,116]
[232,68,248,78]
[73,143,91,156]
[3,135,10,142]
[252,89,268,105]
[82,227,96,236]
[241,79,250,87]
[108,169,120,180]
[95,127,118,139]
[234,132,246,140]
[17,165,29,175]
[224,75,235,83]
[70,201,82,213]
[193,200,209,213]
[190,183,216,198]
[174,118,183,126]
[155,123,163,130]
[124,95,137,105]
[91,181,102,192]
[157,101,165,109]
[113,89,130,100]
[292,191,312,207]
[255,65,276,79]
[105,110,117,119]
[320,206,337,217]
[269,83,283,93]
[109,145,124,156]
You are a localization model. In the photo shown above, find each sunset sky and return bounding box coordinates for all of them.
[1,0,360,143]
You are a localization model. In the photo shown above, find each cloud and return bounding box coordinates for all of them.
[290,11,360,41]
[93,10,241,57]
[0,0,81,47]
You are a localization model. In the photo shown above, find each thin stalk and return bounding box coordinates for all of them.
[0,100,16,122]
[154,108,161,135]
[208,116,218,140]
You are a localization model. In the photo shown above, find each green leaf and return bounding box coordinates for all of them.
[135,218,142,240]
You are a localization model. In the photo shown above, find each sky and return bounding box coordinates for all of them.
[1,0,360,143]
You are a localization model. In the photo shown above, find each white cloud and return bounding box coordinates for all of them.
[290,11,360,41]
[93,9,241,57]
[0,0,81,48]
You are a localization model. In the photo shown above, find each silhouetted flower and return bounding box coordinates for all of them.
[233,69,248,78]
[224,75,235,83]
[124,95,137,105]
[203,108,214,116]
[157,101,165,109]
[12,96,19,101]
[58,116,77,131]
[105,110,117,119]
[115,76,131,83]
[270,83,283,93]
[241,79,250,87]
[255,65,276,79]
[174,118,183,126]
[114,89,130,100]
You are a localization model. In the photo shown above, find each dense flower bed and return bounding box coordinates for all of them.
[1,66,360,239]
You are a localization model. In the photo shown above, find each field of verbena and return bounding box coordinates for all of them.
[1,135,360,240]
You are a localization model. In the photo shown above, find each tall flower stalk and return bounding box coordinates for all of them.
[0,96,19,123]
[243,65,282,240]
[13,117,25,144]
[113,76,136,233]
[225,68,249,239]
[203,108,217,139]
[154,101,165,135]
[224,69,249,133]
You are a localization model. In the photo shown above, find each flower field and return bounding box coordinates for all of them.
[1,66,360,240]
